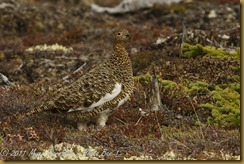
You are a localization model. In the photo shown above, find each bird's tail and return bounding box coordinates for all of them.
[26,101,54,116]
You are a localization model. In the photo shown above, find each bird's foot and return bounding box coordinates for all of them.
[96,114,108,130]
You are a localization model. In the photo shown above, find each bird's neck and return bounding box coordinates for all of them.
[111,43,128,60]
[113,43,126,54]
[110,43,131,66]
[110,42,133,81]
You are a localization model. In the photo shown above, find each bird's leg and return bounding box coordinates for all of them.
[77,122,87,131]
[96,113,108,129]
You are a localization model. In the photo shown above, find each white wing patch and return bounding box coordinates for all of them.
[67,83,121,112]
[89,83,121,108]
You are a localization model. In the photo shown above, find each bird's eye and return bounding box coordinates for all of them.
[117,32,121,36]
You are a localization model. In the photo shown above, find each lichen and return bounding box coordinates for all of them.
[124,155,153,160]
[29,142,101,160]
[25,43,74,54]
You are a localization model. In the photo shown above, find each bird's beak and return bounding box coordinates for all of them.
[125,34,130,38]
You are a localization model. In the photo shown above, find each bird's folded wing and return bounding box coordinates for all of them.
[52,71,121,112]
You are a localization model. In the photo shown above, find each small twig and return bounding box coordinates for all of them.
[73,62,87,74]
[219,25,240,33]
[62,62,86,81]
[135,116,143,125]
[227,70,239,83]
[186,94,205,140]
[208,124,219,139]
[115,117,127,125]
[143,91,147,107]
[135,108,149,125]
[180,23,187,56]
[154,111,163,137]
[55,56,77,60]
[182,23,187,44]
[171,138,191,150]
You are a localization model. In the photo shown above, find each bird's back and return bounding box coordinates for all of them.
[27,61,119,115]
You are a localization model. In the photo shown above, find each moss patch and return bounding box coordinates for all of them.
[159,79,177,91]
[184,81,210,95]
[182,43,240,60]
[200,85,240,127]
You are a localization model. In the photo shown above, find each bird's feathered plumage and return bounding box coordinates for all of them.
[27,29,134,130]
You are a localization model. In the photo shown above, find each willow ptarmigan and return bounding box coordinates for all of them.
[27,29,134,130]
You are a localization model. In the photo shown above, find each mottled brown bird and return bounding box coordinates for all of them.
[27,29,134,130]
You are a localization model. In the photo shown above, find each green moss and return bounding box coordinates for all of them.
[182,43,205,58]
[159,79,177,90]
[195,120,204,126]
[227,74,240,82]
[169,3,187,13]
[230,83,240,93]
[182,43,239,60]
[199,86,240,127]
[133,74,152,84]
[229,65,240,72]
[184,81,210,95]
[235,48,240,59]
[133,73,177,90]
[134,74,178,91]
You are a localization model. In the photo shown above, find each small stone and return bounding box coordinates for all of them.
[208,10,217,19]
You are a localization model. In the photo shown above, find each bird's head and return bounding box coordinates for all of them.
[113,29,130,44]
